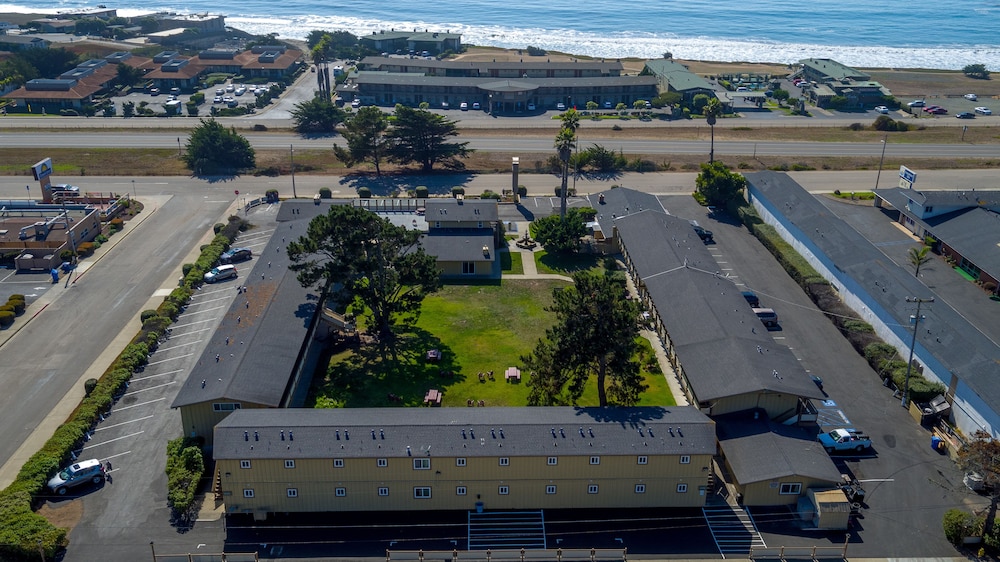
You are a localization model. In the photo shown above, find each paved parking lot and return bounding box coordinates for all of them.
[0,268,58,305]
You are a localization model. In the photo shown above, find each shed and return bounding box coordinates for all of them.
[800,488,851,530]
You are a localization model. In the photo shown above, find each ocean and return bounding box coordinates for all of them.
[3,0,999,70]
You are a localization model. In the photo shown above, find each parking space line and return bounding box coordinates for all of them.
[124,381,175,395]
[184,296,234,307]
[154,342,200,354]
[113,398,166,412]
[170,318,217,329]
[132,369,183,382]
[95,415,154,431]
[82,431,144,450]
[190,287,237,299]
[166,327,214,339]
[101,451,132,463]
[147,353,194,366]
[179,304,229,316]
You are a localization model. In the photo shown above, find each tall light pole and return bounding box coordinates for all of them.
[901,296,934,408]
[289,144,297,199]
[131,179,136,199]
[874,135,887,190]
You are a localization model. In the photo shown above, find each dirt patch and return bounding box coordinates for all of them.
[38,500,84,530]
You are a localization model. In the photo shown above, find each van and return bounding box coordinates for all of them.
[752,307,778,327]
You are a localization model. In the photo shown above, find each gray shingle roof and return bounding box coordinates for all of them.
[587,187,667,237]
[360,56,623,73]
[715,412,841,485]
[642,59,713,93]
[419,230,495,263]
[614,210,822,403]
[924,207,1000,278]
[745,171,1000,419]
[213,406,716,460]
[350,72,657,89]
[425,199,498,222]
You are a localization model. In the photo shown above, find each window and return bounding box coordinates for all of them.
[287,488,298,498]
[676,484,688,493]
[462,262,476,274]
[456,486,467,496]
[590,456,600,465]
[588,484,599,494]
[239,460,251,469]
[377,458,388,467]
[546,485,557,494]
[413,458,430,470]
[478,221,483,228]
[779,483,802,495]
[456,458,466,467]
[680,455,690,464]
[499,457,509,466]
[335,487,346,497]
[414,487,432,499]
[434,221,441,228]
[498,485,509,495]
[212,403,242,412]
[243,489,254,498]
[635,484,646,494]
[547,457,558,466]
[378,487,389,496]
[333,459,344,468]
[284,459,295,469]
[637,456,647,465]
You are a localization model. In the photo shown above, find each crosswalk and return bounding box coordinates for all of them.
[468,510,547,550]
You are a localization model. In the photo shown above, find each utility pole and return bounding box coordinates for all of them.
[901,296,934,408]
[290,144,297,199]
[874,134,887,190]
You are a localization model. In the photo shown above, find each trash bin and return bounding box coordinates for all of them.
[931,436,942,451]
[475,501,484,514]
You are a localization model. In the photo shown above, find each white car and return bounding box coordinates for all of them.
[527,103,536,111]
[234,87,247,96]
[204,264,238,283]
[460,102,468,111]
[874,105,889,114]
[472,102,481,110]
[215,88,224,95]
[213,96,223,104]
[351,99,361,108]
[225,84,235,93]
[556,102,566,111]
[907,100,925,107]
[975,106,992,115]
[964,93,978,101]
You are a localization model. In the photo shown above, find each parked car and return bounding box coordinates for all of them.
[752,307,778,327]
[225,84,235,92]
[169,87,180,95]
[644,101,652,109]
[460,102,468,111]
[215,88,224,95]
[907,99,925,107]
[204,264,238,283]
[527,103,536,111]
[220,248,252,264]
[604,101,613,109]
[692,225,714,243]
[956,112,976,119]
[235,87,247,96]
[874,105,889,114]
[213,96,223,104]
[441,101,450,109]
[149,87,160,96]
[556,102,566,111]
[48,459,105,495]
[926,107,947,115]
[819,428,872,453]
[741,290,760,307]
[351,99,361,108]
[974,106,992,115]
[472,102,481,110]
[964,93,978,101]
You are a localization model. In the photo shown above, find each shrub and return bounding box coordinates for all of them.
[165,436,205,516]
[451,186,465,197]
[415,186,429,198]
[76,242,95,257]
[213,223,225,234]
[319,187,332,199]
[0,310,14,327]
[517,185,527,197]
[182,263,194,276]
[95,234,108,244]
[60,249,75,262]
[6,299,24,315]
[942,509,977,546]
[108,218,124,234]
[84,378,98,396]
[140,309,159,323]
[265,189,279,203]
[480,190,501,200]
[358,186,372,199]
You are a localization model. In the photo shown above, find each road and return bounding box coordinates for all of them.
[1,131,998,158]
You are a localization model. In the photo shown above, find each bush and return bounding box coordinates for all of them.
[415,186,429,198]
[358,186,372,198]
[0,310,13,327]
[60,249,75,262]
[943,509,978,546]
[165,436,205,517]
[451,186,465,197]
[140,309,158,323]
[6,299,24,315]
[480,190,502,200]
[76,242,95,257]
[108,218,124,234]
[84,378,98,396]
[319,187,332,199]
[213,223,225,234]
[517,185,527,197]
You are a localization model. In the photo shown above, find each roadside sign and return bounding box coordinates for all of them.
[899,165,917,189]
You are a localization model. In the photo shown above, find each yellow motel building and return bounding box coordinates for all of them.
[213,407,717,519]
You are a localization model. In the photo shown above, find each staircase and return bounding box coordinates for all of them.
[702,505,766,558]
[468,510,546,550]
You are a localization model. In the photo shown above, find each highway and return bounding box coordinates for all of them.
[1,131,998,158]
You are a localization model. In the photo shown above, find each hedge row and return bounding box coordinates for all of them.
[0,216,247,560]
[0,294,25,328]
[736,203,945,404]
[165,437,205,519]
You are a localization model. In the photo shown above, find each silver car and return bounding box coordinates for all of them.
[204,264,238,283]
[48,459,105,495]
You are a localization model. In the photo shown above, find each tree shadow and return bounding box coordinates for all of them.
[337,173,476,197]
[195,174,243,184]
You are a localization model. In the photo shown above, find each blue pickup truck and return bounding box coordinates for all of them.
[819,428,872,453]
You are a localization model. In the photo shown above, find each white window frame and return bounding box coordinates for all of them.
[213,402,242,412]
[498,485,509,495]
[547,456,558,466]
[378,487,389,496]
[499,457,509,466]
[637,456,648,465]
[779,483,802,495]
[456,486,467,496]
[676,483,688,493]
[680,455,691,464]
[635,484,646,494]
[377,458,388,467]
[287,488,298,498]
[590,456,600,465]
[284,459,295,469]
[239,460,251,469]
[333,458,344,468]
[546,485,557,495]
[335,487,346,497]
[588,484,599,494]
[456,457,466,467]
[413,458,431,470]
[414,486,432,499]
[243,489,254,498]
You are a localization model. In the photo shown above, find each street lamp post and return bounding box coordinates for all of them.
[901,296,934,408]
[874,135,887,190]
[131,179,136,199]
[289,144,297,199]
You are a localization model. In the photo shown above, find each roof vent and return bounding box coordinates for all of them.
[289,431,294,441]
[491,428,496,438]
[380,429,385,439]
[280,430,285,441]
[638,428,644,437]
[470,429,475,439]
[336,430,340,440]
[254,431,259,441]
[589,427,594,437]
[407,445,412,456]
[551,428,556,438]
[244,431,249,441]
[677,427,683,437]
[648,428,654,437]
[345,430,350,440]
[372,429,376,439]
[499,428,504,438]
[462,429,467,439]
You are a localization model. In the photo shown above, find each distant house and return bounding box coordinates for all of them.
[4,53,150,111]
[0,21,19,34]
[30,18,76,33]
[797,58,891,108]
[0,35,49,51]
[360,30,461,55]
[799,58,870,83]
[642,59,715,102]
[144,45,302,91]
[419,198,500,278]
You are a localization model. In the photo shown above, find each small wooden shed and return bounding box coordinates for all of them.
[799,489,851,530]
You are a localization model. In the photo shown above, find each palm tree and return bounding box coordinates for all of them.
[554,127,576,219]
[908,245,932,278]
[704,97,723,163]
[559,108,580,133]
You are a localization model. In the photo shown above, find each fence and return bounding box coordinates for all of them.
[749,541,848,561]
[150,549,258,562]
[387,548,628,562]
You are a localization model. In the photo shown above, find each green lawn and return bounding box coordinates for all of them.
[501,250,524,274]
[534,250,603,275]
[308,279,676,408]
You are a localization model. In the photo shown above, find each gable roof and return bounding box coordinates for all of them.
[419,230,495,263]
[715,412,841,484]
[425,198,498,222]
[642,59,713,92]
[213,406,717,460]
[587,187,667,237]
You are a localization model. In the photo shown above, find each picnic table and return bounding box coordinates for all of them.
[424,388,442,405]
[504,367,521,382]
